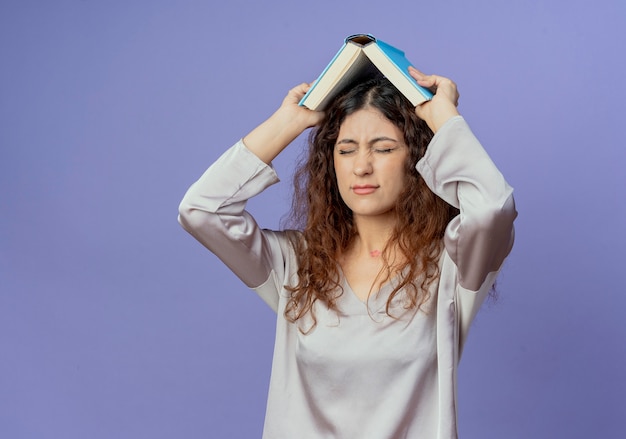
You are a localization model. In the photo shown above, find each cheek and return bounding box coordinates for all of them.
[386,163,410,194]
[332,163,352,204]
[333,160,350,186]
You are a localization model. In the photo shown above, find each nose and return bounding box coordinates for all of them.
[353,151,373,176]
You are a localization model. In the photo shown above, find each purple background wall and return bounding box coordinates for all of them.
[1,1,624,438]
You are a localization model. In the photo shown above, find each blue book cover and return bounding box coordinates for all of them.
[299,34,432,110]
[374,38,434,100]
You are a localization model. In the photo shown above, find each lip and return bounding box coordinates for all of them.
[352,184,378,195]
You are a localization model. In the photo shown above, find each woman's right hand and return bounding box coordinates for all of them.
[243,83,324,164]
[277,82,325,130]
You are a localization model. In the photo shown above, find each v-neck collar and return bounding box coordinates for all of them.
[338,268,405,316]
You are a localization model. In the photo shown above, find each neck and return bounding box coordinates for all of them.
[351,214,396,258]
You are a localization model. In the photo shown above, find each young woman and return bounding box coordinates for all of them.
[178,67,516,438]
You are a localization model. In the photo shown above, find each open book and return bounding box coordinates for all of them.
[299,34,433,111]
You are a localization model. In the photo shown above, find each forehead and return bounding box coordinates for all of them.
[338,108,402,139]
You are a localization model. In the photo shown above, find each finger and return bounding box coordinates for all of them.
[413,73,439,91]
[409,67,432,83]
[294,82,310,93]
[408,65,426,79]
[409,67,439,90]
[438,78,459,104]
[288,83,312,101]
[420,72,453,89]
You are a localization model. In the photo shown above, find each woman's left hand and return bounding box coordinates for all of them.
[408,66,460,133]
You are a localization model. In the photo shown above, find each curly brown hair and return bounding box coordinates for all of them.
[285,77,459,326]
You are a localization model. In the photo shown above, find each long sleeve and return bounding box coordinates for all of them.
[417,116,516,290]
[177,140,289,311]
[416,116,517,347]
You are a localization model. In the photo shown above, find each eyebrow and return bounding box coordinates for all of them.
[336,136,400,146]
